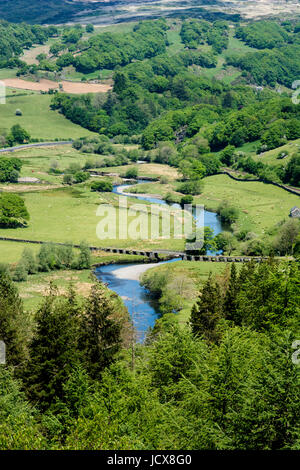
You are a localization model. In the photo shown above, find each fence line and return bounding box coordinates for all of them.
[0,236,294,263]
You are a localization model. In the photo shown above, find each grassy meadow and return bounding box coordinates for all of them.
[0,93,96,140]
[101,163,179,180]
[252,139,300,166]
[7,145,101,185]
[141,260,232,324]
[0,184,186,251]
[197,174,299,235]
[122,173,299,236]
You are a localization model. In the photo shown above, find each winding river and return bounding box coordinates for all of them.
[95,180,223,340]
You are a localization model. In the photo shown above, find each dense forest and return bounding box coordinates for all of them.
[0,260,299,449]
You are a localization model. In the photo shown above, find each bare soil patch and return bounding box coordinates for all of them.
[2,78,112,94]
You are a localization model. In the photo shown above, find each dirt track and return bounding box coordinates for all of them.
[2,78,112,94]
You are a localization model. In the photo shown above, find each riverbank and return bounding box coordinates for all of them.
[111,261,170,281]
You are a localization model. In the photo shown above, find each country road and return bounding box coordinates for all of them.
[0,141,73,153]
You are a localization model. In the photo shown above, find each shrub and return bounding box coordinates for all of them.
[179,179,204,195]
[9,169,19,183]
[37,244,59,272]
[13,261,28,282]
[0,157,22,183]
[159,176,169,184]
[125,167,138,179]
[76,242,91,270]
[181,195,193,206]
[21,248,38,274]
[91,180,113,192]
[0,193,29,228]
[165,192,178,204]
[73,171,90,184]
[63,174,73,185]
[218,201,239,225]
[65,163,82,175]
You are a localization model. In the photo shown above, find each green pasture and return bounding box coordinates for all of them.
[141,260,232,323]
[124,173,299,236]
[252,139,300,166]
[0,185,186,251]
[0,93,96,140]
[196,174,299,235]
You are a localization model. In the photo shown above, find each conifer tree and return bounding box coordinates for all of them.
[0,270,27,366]
[80,282,122,379]
[223,263,238,322]
[24,284,82,410]
[190,274,223,343]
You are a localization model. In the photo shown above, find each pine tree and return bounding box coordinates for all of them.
[223,263,238,322]
[24,284,82,410]
[80,282,122,379]
[0,366,45,449]
[0,270,27,366]
[227,331,300,449]
[190,274,223,343]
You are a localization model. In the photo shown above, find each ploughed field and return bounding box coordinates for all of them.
[2,78,112,94]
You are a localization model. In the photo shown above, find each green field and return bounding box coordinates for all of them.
[123,173,299,236]
[101,162,179,180]
[166,20,185,55]
[0,93,96,140]
[15,262,131,312]
[0,68,18,79]
[0,145,142,186]
[200,30,256,83]
[0,185,185,251]
[197,174,299,235]
[12,145,103,184]
[0,240,41,264]
[252,139,300,166]
[141,260,232,323]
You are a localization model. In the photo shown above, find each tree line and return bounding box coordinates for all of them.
[0,259,299,449]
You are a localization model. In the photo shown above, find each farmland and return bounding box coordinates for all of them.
[0,93,96,140]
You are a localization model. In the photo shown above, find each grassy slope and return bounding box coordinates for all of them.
[0,185,185,251]
[101,163,179,180]
[141,260,231,324]
[0,240,40,264]
[121,173,299,236]
[0,93,96,140]
[252,139,300,166]
[0,69,18,79]
[197,174,299,235]
[200,29,256,83]
[12,145,101,184]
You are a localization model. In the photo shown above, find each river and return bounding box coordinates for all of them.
[95,180,223,340]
